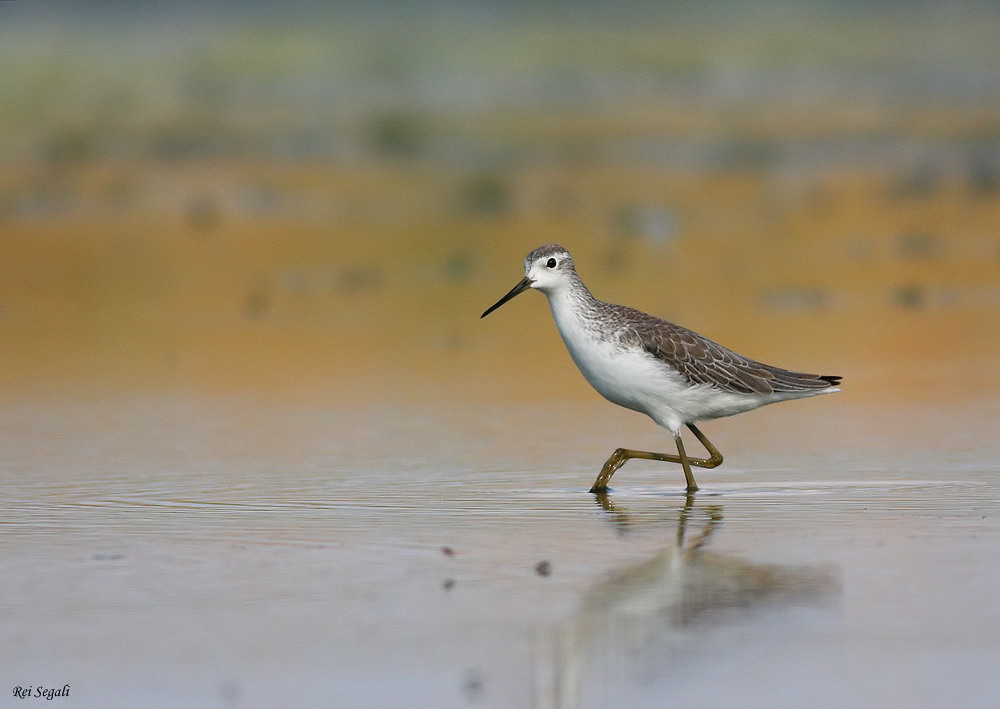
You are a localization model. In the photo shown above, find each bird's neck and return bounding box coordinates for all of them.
[544,275,602,334]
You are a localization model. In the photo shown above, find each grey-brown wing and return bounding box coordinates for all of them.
[622,308,839,395]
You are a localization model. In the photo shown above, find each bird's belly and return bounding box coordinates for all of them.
[561,335,775,430]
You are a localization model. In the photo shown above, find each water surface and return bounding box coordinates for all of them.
[2,394,998,707]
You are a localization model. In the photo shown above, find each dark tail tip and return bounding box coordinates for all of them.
[820,375,842,386]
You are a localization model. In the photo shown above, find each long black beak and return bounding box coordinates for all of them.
[481,275,534,318]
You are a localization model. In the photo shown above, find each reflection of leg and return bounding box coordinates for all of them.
[676,491,696,546]
[589,423,724,494]
[677,493,722,549]
[592,491,633,534]
[687,504,723,551]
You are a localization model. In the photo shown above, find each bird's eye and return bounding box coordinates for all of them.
[546,258,557,268]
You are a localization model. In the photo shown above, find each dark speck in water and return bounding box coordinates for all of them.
[217,679,240,707]
[460,668,485,704]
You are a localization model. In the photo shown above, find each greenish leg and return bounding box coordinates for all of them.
[687,423,724,470]
[673,431,698,494]
[589,423,724,494]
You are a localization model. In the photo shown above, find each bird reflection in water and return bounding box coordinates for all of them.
[536,494,838,708]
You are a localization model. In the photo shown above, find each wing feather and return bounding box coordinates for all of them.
[615,305,837,395]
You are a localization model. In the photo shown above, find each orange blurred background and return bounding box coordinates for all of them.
[2,2,998,404]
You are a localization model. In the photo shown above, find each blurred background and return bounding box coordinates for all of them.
[5,6,1000,704]
[2,0,999,403]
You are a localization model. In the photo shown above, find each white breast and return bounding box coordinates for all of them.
[547,293,676,426]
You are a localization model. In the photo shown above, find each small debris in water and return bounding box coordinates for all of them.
[460,667,486,704]
[441,546,455,557]
[535,560,551,577]
[443,578,456,591]
[217,678,241,707]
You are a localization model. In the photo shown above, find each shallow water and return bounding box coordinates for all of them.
[1,393,999,707]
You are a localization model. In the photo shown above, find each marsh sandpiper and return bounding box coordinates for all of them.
[481,244,841,494]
